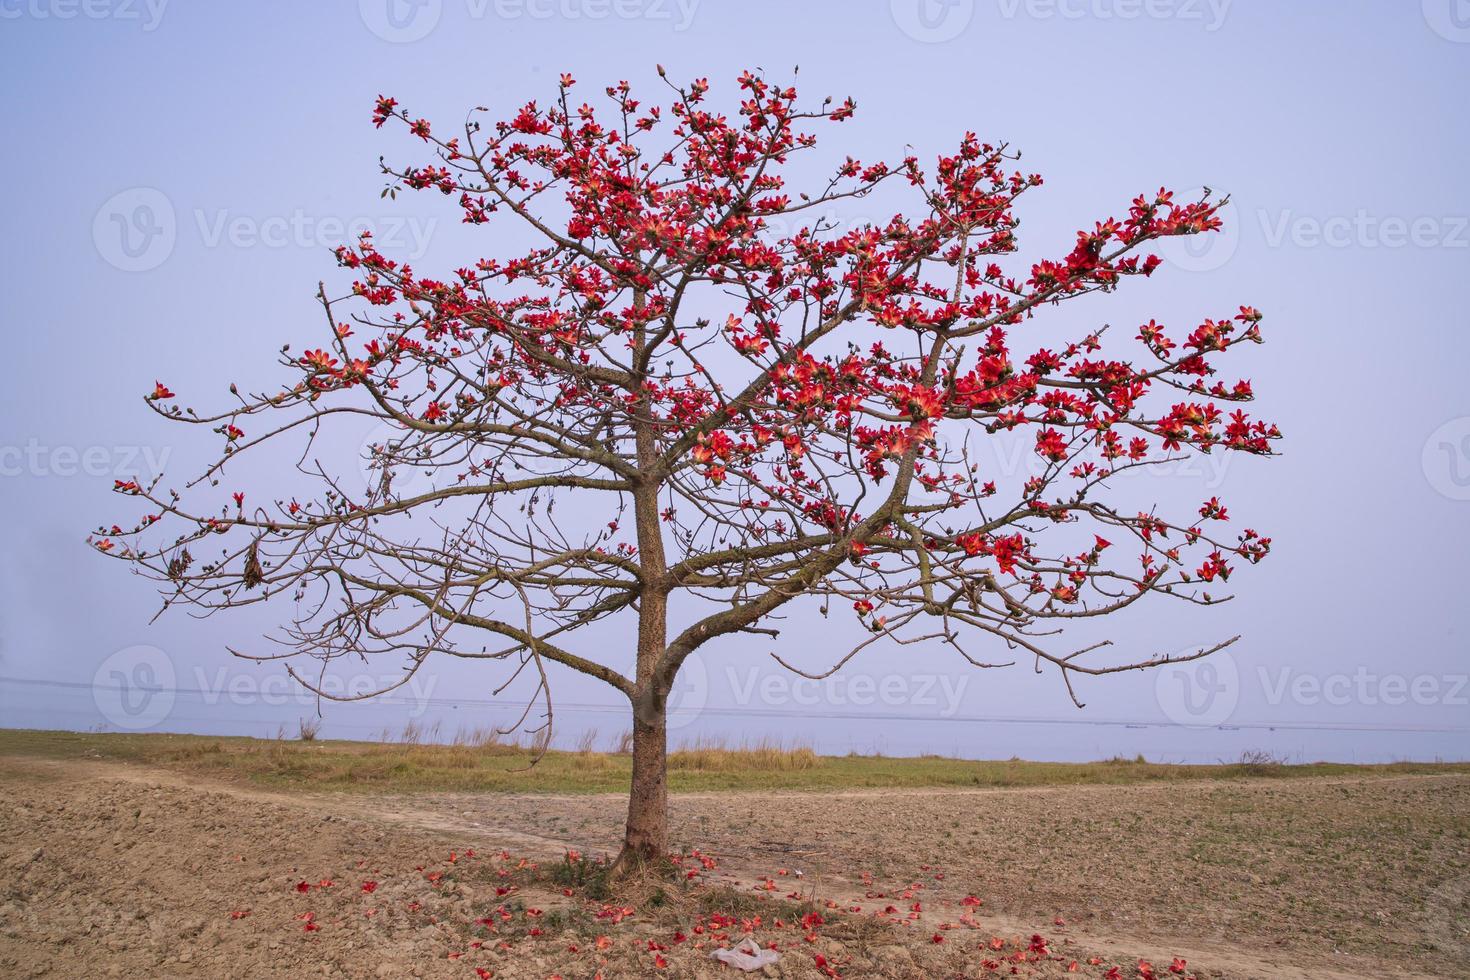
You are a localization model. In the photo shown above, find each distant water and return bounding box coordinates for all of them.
[3,679,1465,765]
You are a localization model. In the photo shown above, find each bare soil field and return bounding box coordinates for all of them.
[1,744,1467,978]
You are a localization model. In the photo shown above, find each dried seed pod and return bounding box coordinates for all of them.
[242,538,264,589]
[167,548,193,582]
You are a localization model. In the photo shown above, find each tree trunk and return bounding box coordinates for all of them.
[617,469,670,875]
[617,699,668,871]
[622,295,671,876]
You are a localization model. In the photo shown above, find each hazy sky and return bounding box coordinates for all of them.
[2,1,1467,764]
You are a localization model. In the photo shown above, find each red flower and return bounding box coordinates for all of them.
[301,349,339,372]
[1199,497,1229,521]
[992,534,1025,575]
[1035,427,1069,461]
[372,95,397,127]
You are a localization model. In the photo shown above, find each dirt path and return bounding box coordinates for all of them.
[2,756,1465,978]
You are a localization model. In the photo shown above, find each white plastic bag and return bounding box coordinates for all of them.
[710,936,779,971]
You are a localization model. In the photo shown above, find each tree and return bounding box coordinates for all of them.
[94,69,1278,872]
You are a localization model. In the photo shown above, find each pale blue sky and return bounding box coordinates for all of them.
[1,1,1467,762]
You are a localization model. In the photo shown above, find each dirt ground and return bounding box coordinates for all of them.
[1,756,1466,979]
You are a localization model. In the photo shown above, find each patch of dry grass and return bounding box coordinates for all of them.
[5,728,1468,795]
[669,736,819,772]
